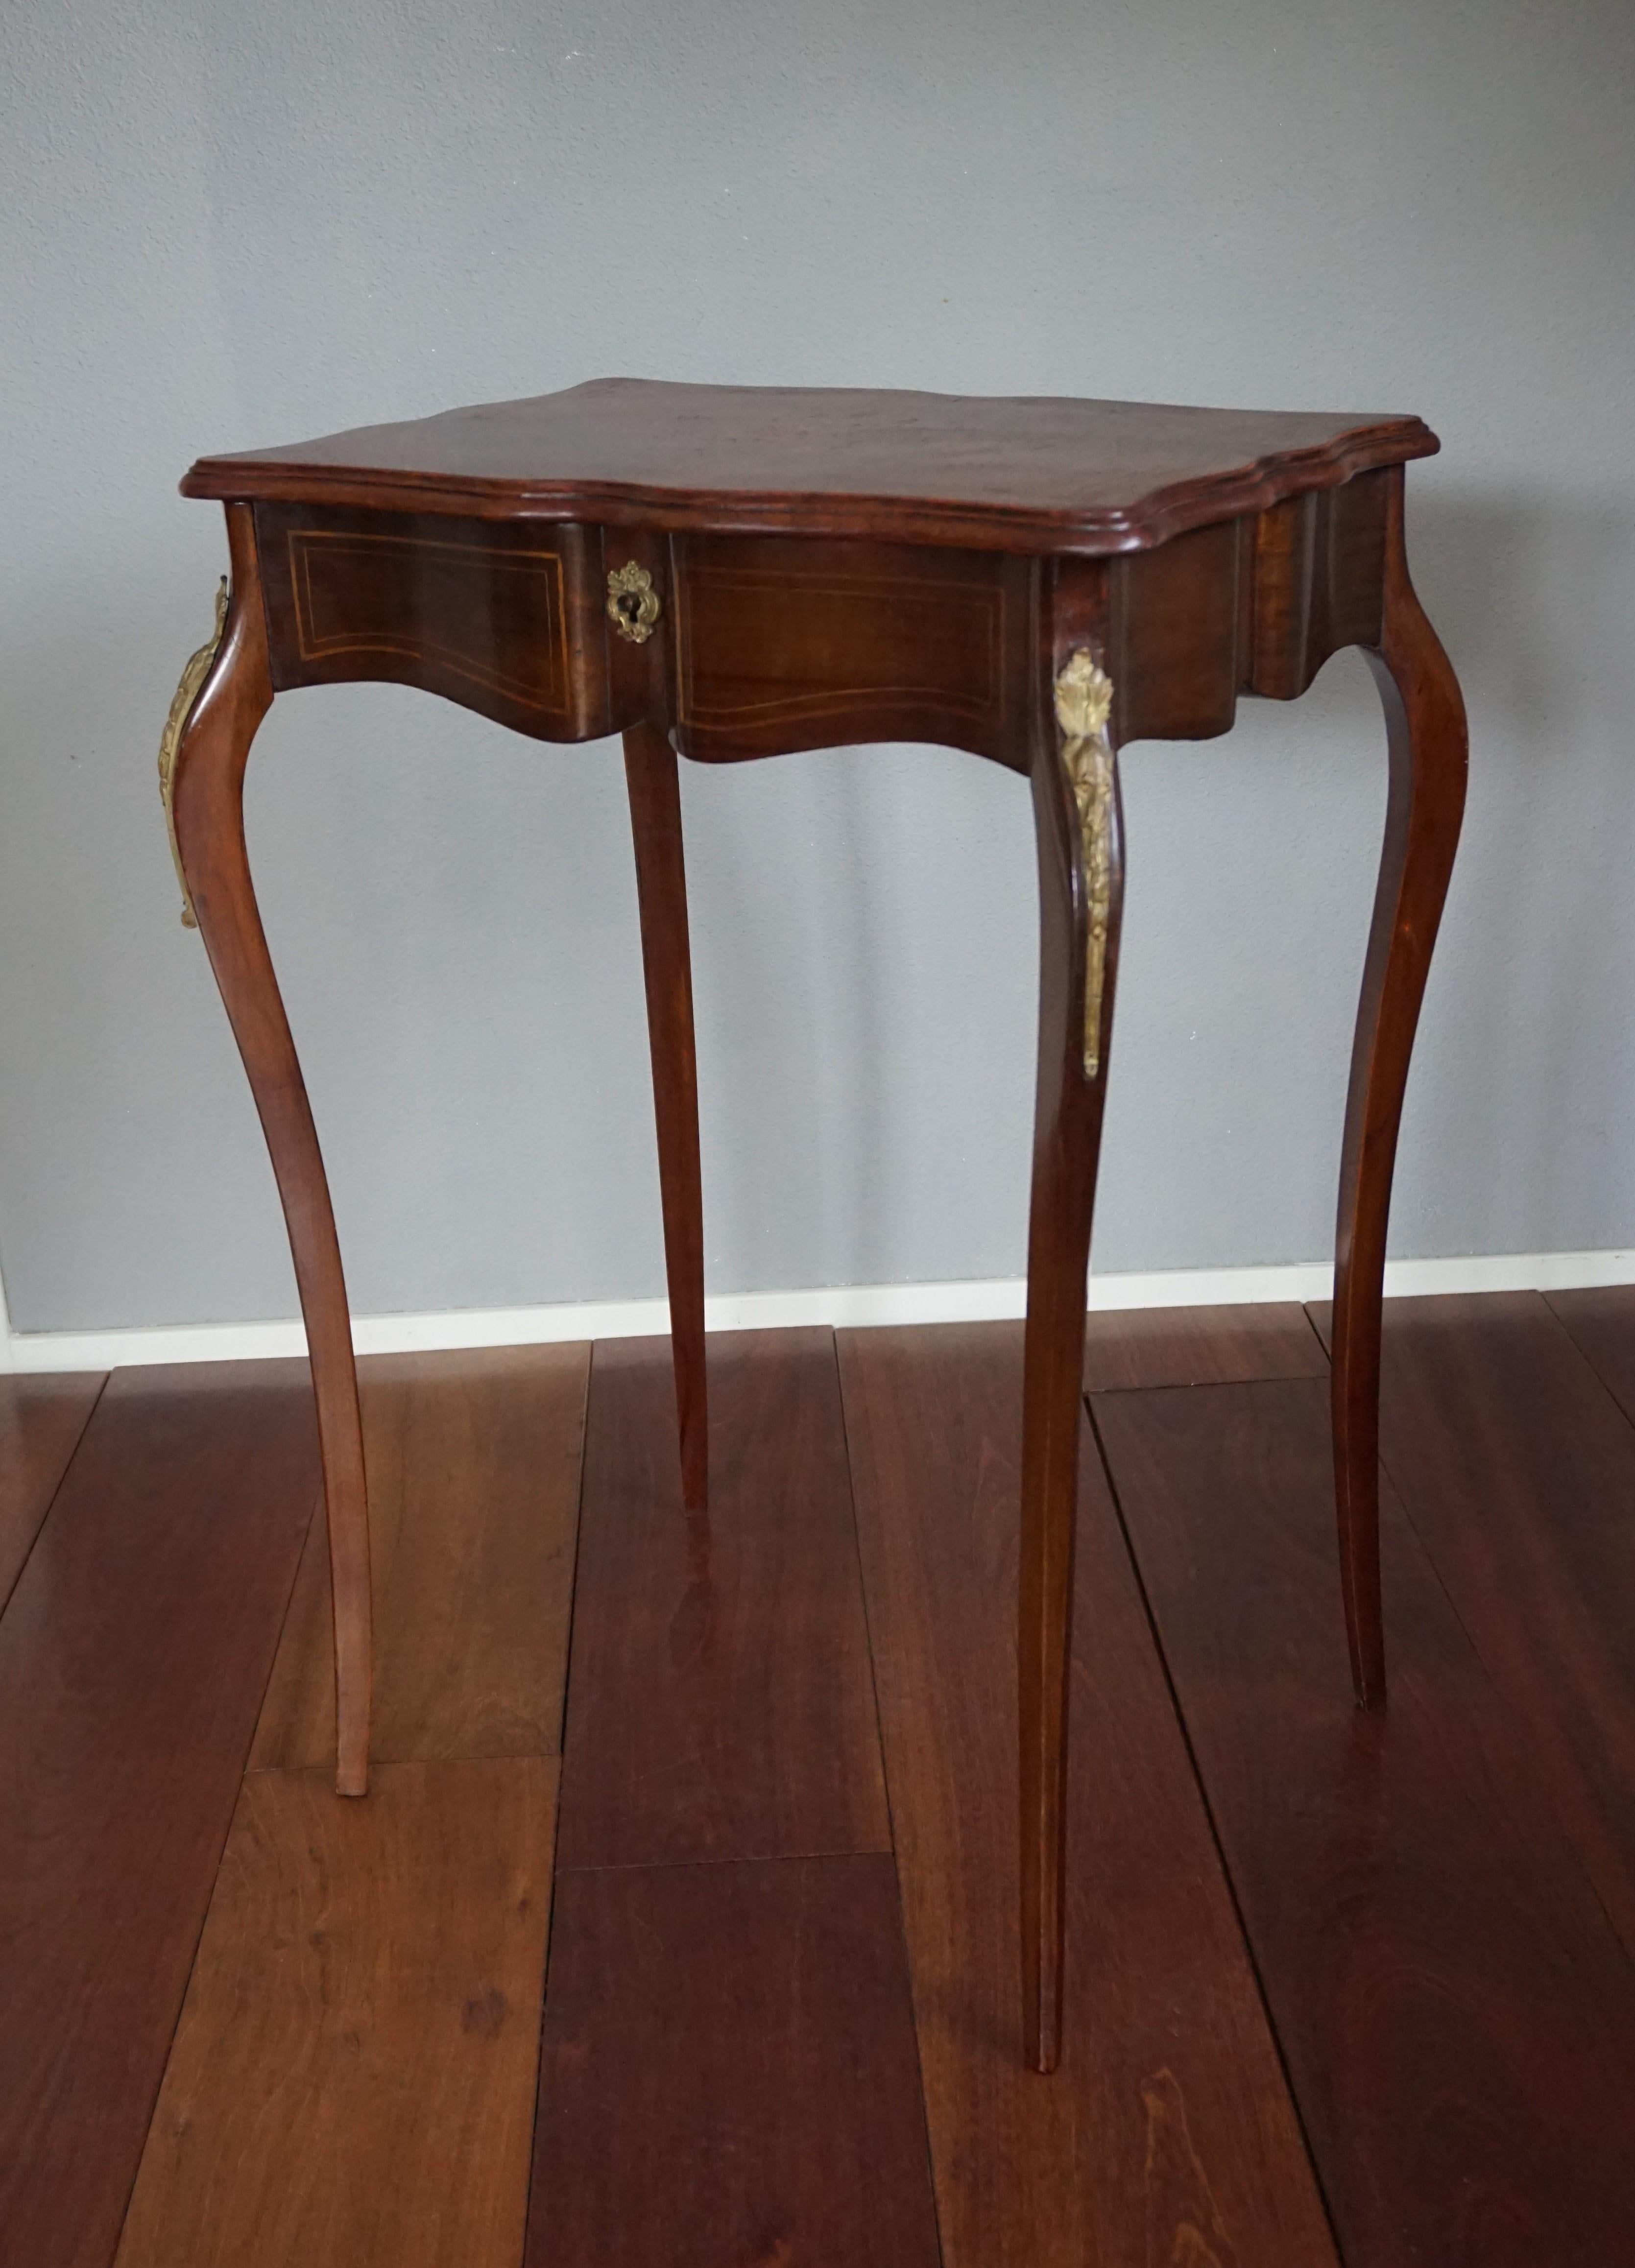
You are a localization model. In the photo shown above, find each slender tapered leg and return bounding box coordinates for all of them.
[1333,467,1468,1705]
[624,722,707,1513]
[167,503,373,1795]
[1019,648,1124,2073]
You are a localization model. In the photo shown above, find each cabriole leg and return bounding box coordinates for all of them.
[624,722,708,1513]
[1019,648,1124,2073]
[1333,468,1468,1705]
[165,501,373,1795]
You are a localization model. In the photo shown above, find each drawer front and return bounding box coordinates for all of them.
[673,535,1030,766]
[256,505,614,740]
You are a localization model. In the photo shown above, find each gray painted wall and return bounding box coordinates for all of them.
[2,0,1632,1334]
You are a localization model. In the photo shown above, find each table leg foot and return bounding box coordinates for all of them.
[1019,647,1125,2072]
[625,722,708,1514]
[170,503,373,1797]
[1334,468,1468,1707]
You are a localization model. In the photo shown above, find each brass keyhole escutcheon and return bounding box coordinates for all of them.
[607,561,661,645]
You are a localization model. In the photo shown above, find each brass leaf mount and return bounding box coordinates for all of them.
[1054,648,1117,1079]
[607,560,661,645]
[158,576,229,929]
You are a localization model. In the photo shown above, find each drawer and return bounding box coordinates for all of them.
[255,504,618,740]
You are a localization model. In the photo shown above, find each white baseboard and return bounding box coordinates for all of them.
[4,1247,1634,1375]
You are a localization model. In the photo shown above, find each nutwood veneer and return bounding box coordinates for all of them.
[165,379,1466,2070]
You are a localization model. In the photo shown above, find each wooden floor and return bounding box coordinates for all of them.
[5,1292,1635,2265]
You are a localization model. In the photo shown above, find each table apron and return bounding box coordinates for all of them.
[252,469,1389,761]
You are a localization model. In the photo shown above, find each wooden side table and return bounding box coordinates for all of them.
[163,382,1467,2070]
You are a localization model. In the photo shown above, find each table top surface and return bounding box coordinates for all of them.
[183,378,1437,554]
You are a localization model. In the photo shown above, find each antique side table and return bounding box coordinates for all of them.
[163,381,1466,2072]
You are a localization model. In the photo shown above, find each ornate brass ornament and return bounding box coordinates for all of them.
[607,560,661,645]
[1054,648,1117,1079]
[157,577,229,929]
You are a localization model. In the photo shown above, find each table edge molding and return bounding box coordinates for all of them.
[179,421,1438,555]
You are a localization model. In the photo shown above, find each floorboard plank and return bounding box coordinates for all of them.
[1330,1290,1635,1964]
[116,1757,556,2268]
[0,1370,106,1612]
[555,1329,889,1868]
[0,1362,318,2268]
[1083,1301,1326,1392]
[252,1344,588,1769]
[1545,1282,1635,1425]
[838,1321,1336,2268]
[527,1853,939,2268]
[1096,1370,1635,2267]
